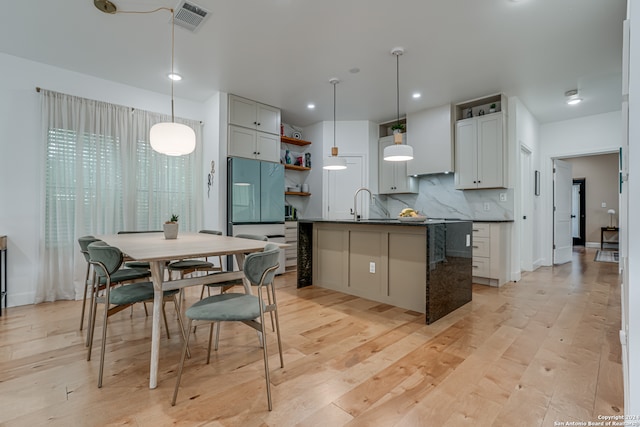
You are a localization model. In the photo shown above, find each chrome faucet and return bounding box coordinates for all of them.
[353,187,372,221]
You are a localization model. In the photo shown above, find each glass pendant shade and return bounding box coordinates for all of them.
[324,155,347,170]
[383,143,414,161]
[150,122,196,156]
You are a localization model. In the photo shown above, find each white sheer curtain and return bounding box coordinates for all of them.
[36,90,203,303]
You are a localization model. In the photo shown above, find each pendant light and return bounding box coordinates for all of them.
[149,10,196,156]
[383,47,413,162]
[95,2,195,156]
[323,78,347,170]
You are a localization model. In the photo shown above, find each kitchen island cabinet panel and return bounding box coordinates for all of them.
[298,219,472,324]
[388,231,427,313]
[314,227,347,292]
[348,230,384,297]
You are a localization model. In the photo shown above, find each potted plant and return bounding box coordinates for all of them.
[163,214,179,239]
[391,123,405,134]
[489,103,497,113]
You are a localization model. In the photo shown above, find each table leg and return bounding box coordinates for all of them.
[149,260,165,389]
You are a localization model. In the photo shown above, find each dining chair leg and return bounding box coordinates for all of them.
[98,298,110,388]
[267,289,275,332]
[171,319,193,406]
[258,309,273,411]
[162,301,171,340]
[206,322,214,364]
[270,285,284,368]
[172,295,191,359]
[143,302,148,317]
[87,285,100,360]
[86,271,98,347]
[79,263,91,331]
[214,322,222,351]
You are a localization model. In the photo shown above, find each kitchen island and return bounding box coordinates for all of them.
[297,218,472,324]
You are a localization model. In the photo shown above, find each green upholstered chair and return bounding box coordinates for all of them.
[168,230,224,281]
[199,233,269,297]
[171,243,283,410]
[77,236,151,334]
[86,241,187,388]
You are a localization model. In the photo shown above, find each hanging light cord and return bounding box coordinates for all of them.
[396,52,400,127]
[110,7,175,122]
[333,83,338,147]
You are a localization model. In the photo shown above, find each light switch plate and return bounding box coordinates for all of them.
[369,262,375,273]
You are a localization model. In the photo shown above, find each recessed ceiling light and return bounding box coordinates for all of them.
[168,73,182,81]
[412,92,421,99]
[565,89,582,105]
[307,103,316,109]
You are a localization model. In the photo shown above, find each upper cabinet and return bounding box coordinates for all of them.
[454,94,507,190]
[228,125,280,163]
[228,94,281,163]
[379,134,418,194]
[229,95,281,135]
[406,104,454,176]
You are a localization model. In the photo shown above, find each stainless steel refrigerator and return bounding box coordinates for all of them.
[227,157,285,273]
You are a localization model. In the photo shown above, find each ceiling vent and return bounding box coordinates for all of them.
[173,1,210,32]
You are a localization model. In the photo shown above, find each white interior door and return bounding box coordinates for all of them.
[326,155,365,220]
[553,159,573,264]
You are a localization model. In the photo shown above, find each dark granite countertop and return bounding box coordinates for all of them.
[298,218,472,226]
[471,219,515,223]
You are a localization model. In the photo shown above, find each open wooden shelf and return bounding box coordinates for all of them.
[284,164,311,171]
[285,191,311,197]
[281,136,311,146]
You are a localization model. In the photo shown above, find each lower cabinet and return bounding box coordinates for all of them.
[472,222,509,286]
[284,221,298,271]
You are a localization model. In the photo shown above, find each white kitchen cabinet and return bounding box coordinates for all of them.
[472,222,509,287]
[406,104,454,176]
[228,125,280,162]
[229,94,280,135]
[378,134,418,194]
[454,112,506,189]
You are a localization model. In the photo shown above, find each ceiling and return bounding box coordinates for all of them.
[0,0,626,127]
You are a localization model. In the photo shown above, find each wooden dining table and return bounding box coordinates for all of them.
[98,231,282,389]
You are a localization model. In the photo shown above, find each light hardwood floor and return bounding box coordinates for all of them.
[0,247,622,426]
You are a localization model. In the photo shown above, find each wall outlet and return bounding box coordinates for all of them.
[369,262,376,273]
[499,192,507,202]
[483,202,491,211]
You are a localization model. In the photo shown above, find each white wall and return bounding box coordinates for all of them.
[0,52,212,306]
[626,0,639,414]
[539,111,621,266]
[510,97,541,275]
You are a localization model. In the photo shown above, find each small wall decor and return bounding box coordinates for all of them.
[534,170,540,196]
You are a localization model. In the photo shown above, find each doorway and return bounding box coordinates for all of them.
[572,178,586,246]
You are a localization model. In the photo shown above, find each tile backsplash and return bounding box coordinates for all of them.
[372,174,514,221]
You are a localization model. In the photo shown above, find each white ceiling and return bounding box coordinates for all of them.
[0,0,626,126]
